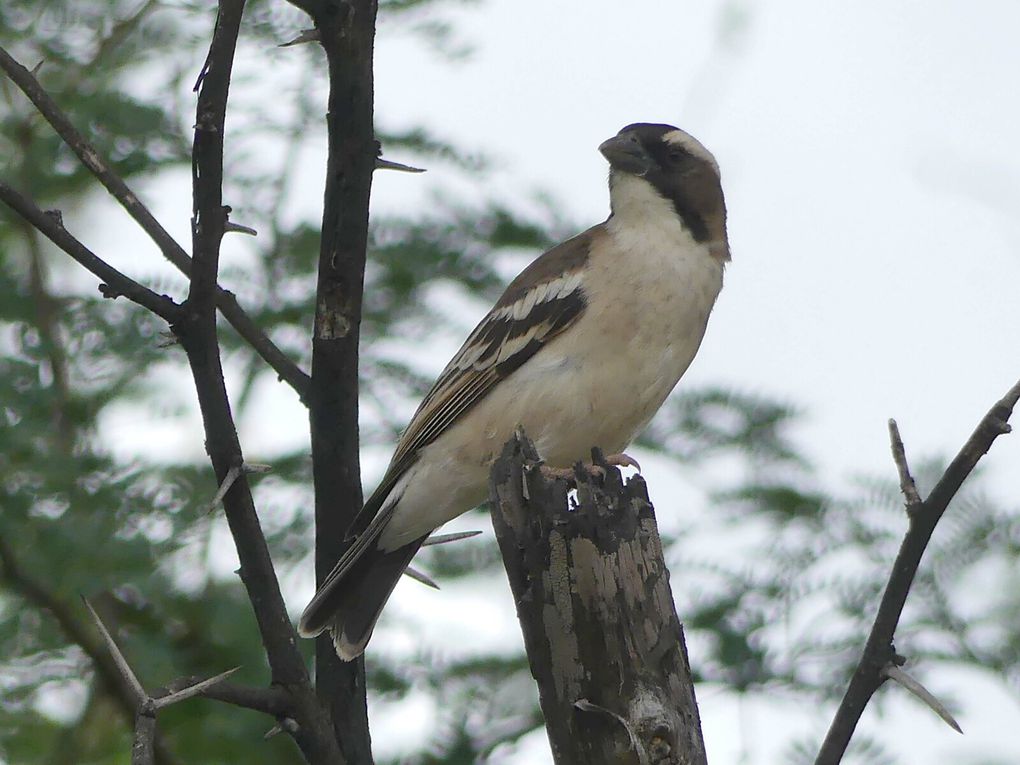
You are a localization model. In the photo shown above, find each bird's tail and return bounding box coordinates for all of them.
[298,536,425,661]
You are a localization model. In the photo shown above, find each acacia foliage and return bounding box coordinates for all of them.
[1,3,1017,764]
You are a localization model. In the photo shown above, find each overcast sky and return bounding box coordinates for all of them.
[373,2,1020,761]
[87,0,1020,761]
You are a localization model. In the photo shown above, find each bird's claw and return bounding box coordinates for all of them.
[537,452,641,483]
[604,452,641,473]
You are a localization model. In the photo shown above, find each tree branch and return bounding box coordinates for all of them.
[0,182,181,322]
[815,378,1020,764]
[887,419,922,510]
[300,1,380,761]
[172,5,343,762]
[20,208,75,451]
[79,598,240,765]
[0,537,181,765]
[182,0,299,685]
[0,44,311,400]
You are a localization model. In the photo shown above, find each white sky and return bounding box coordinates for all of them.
[378,2,1020,762]
[77,0,1020,762]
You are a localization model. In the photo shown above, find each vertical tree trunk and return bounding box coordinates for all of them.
[307,1,379,762]
[489,433,707,765]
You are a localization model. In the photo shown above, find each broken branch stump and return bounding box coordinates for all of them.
[488,432,706,765]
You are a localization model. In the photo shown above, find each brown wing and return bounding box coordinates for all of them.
[345,226,598,538]
[391,226,596,467]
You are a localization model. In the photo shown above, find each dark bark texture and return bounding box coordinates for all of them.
[303,1,380,762]
[489,433,707,765]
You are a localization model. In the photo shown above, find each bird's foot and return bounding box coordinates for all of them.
[604,452,642,472]
[538,452,641,482]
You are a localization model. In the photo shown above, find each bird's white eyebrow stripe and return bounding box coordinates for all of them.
[663,129,719,174]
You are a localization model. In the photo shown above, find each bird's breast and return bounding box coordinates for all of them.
[559,231,722,452]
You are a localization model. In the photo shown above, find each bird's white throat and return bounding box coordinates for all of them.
[607,172,698,251]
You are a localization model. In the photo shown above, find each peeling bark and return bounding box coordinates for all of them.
[489,432,706,765]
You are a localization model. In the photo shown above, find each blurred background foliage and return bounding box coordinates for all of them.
[1,2,1018,764]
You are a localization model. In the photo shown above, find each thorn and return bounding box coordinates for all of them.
[206,465,242,514]
[882,663,963,734]
[153,667,241,710]
[81,597,147,706]
[44,209,64,227]
[224,221,257,236]
[403,565,440,590]
[421,530,482,547]
[279,29,320,47]
[98,283,122,300]
[30,60,44,77]
[374,157,426,173]
[156,330,179,348]
[264,717,299,739]
[989,417,1012,435]
[205,463,266,514]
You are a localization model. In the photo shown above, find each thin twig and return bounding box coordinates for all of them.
[888,419,922,510]
[924,379,1020,516]
[183,0,299,688]
[0,44,311,400]
[162,677,290,716]
[83,597,243,765]
[0,45,190,272]
[0,183,181,322]
[0,540,180,765]
[815,378,1020,764]
[22,218,75,449]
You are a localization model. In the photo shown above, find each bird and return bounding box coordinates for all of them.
[299,122,730,660]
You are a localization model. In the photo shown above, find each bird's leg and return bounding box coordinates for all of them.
[538,452,641,481]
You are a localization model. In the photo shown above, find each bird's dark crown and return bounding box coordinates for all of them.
[602,122,727,255]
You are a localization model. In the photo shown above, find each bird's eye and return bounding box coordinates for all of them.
[668,150,684,163]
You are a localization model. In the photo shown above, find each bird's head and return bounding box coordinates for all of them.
[599,123,729,261]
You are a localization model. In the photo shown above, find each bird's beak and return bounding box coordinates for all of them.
[598,132,653,176]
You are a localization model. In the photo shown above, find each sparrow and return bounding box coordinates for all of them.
[299,122,730,660]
